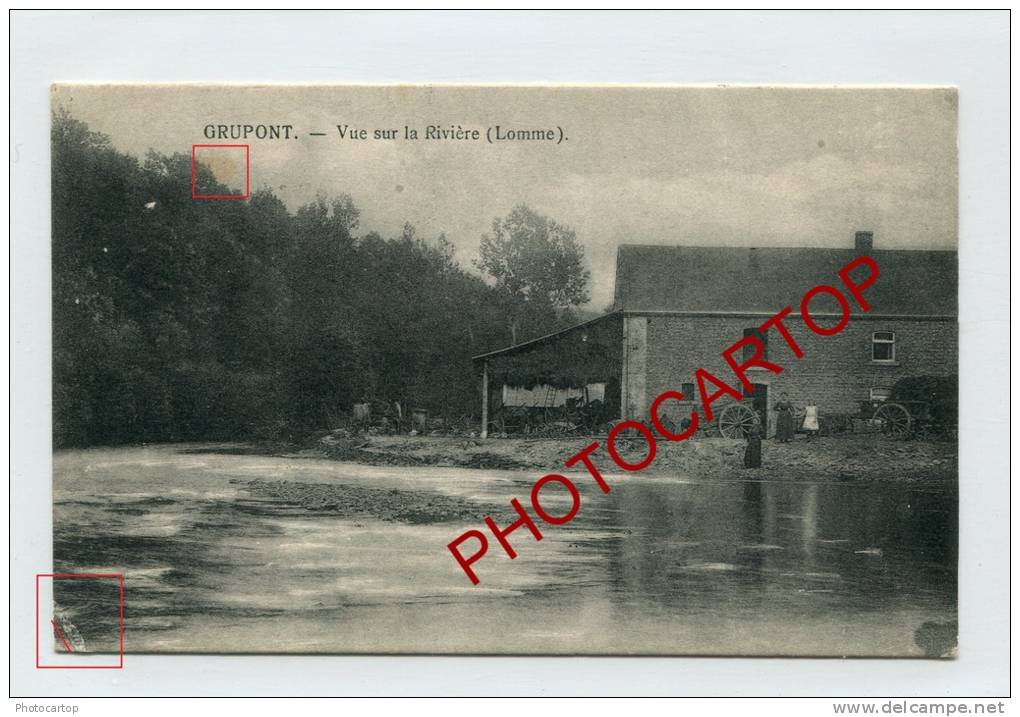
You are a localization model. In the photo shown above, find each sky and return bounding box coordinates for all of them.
[52,85,958,309]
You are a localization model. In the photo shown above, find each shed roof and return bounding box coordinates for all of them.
[613,245,957,316]
[473,311,621,361]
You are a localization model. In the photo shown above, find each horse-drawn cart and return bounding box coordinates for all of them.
[871,399,955,439]
[715,374,958,440]
[869,376,958,439]
[717,403,761,438]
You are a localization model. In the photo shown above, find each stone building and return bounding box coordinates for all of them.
[475,231,957,437]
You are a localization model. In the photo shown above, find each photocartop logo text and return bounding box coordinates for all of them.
[449,255,880,585]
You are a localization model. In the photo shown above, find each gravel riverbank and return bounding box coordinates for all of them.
[296,433,957,485]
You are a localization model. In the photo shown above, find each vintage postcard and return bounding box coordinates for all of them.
[50,84,958,656]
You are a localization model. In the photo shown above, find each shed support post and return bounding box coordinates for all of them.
[480,361,489,439]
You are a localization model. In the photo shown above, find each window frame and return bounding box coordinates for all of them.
[742,327,768,363]
[871,330,896,363]
[680,382,696,402]
[869,386,892,402]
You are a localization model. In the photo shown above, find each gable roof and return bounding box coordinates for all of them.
[612,245,957,316]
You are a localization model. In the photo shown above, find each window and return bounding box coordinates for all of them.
[872,331,896,362]
[870,387,892,402]
[742,327,768,362]
[680,382,696,400]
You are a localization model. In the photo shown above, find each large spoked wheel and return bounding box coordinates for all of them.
[874,402,912,438]
[718,403,760,439]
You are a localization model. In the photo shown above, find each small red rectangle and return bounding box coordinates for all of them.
[36,573,125,669]
[191,144,251,199]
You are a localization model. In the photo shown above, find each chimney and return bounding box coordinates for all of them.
[855,230,874,254]
[748,246,760,270]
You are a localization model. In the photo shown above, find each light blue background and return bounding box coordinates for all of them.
[10,10,1010,697]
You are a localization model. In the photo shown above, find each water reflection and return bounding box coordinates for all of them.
[52,447,957,655]
[600,479,956,623]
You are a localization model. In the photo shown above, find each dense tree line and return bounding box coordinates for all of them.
[52,111,589,447]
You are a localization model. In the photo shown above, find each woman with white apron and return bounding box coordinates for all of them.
[802,402,820,440]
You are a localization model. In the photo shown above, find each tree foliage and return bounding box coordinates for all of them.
[51,111,542,447]
[476,204,591,344]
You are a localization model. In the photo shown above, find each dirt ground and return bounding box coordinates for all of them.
[306,432,957,484]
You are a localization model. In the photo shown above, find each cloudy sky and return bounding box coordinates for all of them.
[53,85,957,309]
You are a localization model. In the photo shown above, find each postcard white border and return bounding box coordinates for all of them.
[9,9,1010,697]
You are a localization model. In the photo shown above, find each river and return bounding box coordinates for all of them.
[52,444,957,656]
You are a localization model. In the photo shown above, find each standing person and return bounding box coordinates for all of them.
[743,423,762,469]
[803,401,820,441]
[774,393,796,443]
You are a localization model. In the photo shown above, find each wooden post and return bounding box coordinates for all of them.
[480,360,489,439]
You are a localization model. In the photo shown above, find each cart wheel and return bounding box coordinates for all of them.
[718,403,760,439]
[874,402,912,438]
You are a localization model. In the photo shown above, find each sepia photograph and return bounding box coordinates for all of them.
[46,84,960,657]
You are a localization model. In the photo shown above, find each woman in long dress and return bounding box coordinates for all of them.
[774,393,796,443]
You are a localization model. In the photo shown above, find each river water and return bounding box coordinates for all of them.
[52,444,957,656]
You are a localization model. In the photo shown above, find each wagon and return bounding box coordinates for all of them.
[871,400,944,438]
[717,403,762,439]
[870,375,958,440]
[716,398,954,440]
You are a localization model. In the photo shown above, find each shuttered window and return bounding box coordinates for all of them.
[872,331,896,362]
[742,327,768,362]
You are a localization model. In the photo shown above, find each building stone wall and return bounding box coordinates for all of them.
[637,313,958,432]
